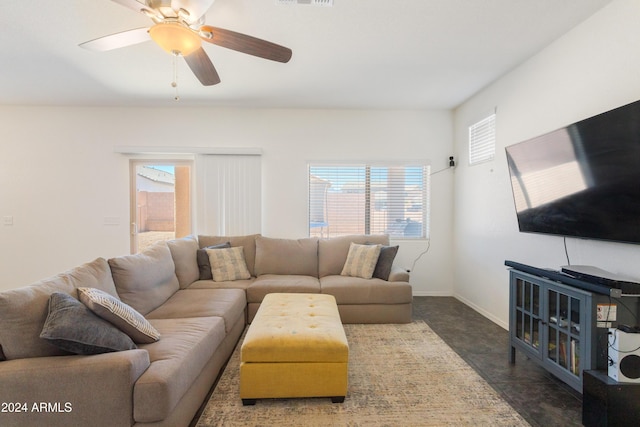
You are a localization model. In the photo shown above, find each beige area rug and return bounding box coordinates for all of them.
[197,321,530,426]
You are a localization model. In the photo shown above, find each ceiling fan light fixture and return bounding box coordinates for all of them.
[149,22,201,56]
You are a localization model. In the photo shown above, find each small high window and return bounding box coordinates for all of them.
[469,113,496,165]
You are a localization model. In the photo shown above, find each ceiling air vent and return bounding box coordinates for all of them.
[277,0,333,6]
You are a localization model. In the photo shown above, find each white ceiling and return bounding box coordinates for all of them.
[1,0,612,109]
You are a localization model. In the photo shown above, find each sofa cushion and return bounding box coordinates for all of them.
[247,274,321,303]
[108,243,179,316]
[320,275,413,304]
[0,261,100,360]
[198,234,259,277]
[78,287,160,344]
[341,243,382,279]
[373,245,399,280]
[0,277,76,360]
[318,234,389,278]
[254,236,319,277]
[188,277,255,290]
[146,289,246,333]
[134,317,226,423]
[197,242,230,280]
[207,246,252,282]
[65,257,120,298]
[166,235,200,289]
[40,292,137,355]
[388,265,410,282]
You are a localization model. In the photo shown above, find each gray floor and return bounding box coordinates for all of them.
[413,296,583,427]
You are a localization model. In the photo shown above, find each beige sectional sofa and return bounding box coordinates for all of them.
[0,234,411,427]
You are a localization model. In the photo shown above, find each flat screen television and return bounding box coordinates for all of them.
[505,99,640,245]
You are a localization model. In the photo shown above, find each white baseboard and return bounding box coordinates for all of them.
[412,290,452,297]
[411,291,508,330]
[453,293,508,330]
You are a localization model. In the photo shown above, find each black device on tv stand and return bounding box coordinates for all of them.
[617,324,640,333]
[561,265,640,296]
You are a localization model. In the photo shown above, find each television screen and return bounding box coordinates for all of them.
[505,99,640,245]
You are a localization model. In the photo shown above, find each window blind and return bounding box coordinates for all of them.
[469,113,496,165]
[195,154,261,235]
[308,163,428,239]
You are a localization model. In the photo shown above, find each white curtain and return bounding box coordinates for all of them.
[195,154,261,235]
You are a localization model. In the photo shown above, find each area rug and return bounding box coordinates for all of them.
[196,320,529,426]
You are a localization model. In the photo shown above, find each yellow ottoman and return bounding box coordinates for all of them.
[240,293,349,405]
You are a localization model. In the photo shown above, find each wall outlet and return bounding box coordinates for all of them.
[597,304,617,322]
[3,216,13,226]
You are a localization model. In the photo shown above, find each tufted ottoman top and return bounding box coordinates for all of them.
[241,293,348,363]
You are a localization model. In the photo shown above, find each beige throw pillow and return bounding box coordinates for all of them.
[207,246,252,282]
[341,243,382,279]
[78,287,160,344]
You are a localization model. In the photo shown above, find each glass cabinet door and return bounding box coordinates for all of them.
[514,278,541,351]
[547,289,581,377]
[509,270,594,393]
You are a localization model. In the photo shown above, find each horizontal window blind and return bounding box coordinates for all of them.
[309,163,428,239]
[469,113,496,165]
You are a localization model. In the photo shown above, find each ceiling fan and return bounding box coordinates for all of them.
[80,0,292,86]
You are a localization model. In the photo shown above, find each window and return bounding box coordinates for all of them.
[469,113,496,165]
[308,163,429,239]
[120,147,262,253]
[130,161,192,253]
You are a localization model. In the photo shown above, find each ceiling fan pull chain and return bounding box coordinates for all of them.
[171,51,180,101]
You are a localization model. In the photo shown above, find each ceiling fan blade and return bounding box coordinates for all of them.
[183,47,221,86]
[79,27,151,52]
[200,26,292,63]
[172,0,216,23]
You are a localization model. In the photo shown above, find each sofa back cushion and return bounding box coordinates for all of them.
[166,235,200,289]
[109,243,179,316]
[0,277,75,360]
[318,234,390,278]
[254,236,319,277]
[198,234,259,277]
[0,257,115,360]
[68,257,120,298]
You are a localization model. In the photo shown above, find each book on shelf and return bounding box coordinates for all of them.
[559,340,567,367]
[570,339,580,375]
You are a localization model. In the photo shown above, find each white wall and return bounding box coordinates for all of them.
[0,107,454,295]
[453,0,640,328]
